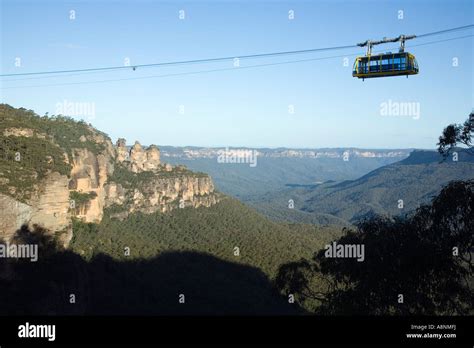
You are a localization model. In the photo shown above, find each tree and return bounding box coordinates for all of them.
[437,111,474,158]
[276,112,474,315]
[275,180,474,314]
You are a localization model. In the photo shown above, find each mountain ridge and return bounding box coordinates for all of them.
[159,145,413,159]
[248,149,474,225]
[0,104,219,246]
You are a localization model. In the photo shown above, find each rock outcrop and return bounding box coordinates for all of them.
[0,194,33,242]
[0,105,218,247]
[68,146,115,223]
[115,138,129,162]
[104,139,217,218]
[0,172,72,246]
[29,172,71,236]
[117,140,161,173]
[106,174,217,217]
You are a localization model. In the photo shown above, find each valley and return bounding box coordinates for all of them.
[161,145,474,225]
[0,104,472,316]
[162,147,411,200]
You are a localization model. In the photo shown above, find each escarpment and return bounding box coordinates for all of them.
[0,104,218,247]
[104,138,218,219]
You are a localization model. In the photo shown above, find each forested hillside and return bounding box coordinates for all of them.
[71,196,342,278]
[249,149,474,224]
[163,152,407,200]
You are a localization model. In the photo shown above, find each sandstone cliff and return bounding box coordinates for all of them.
[104,139,217,219]
[0,104,218,247]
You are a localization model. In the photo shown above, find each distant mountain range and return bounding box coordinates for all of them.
[160,146,412,199]
[247,149,474,225]
[160,146,412,159]
[156,145,474,225]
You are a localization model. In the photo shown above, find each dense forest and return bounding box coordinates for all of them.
[275,180,474,315]
[1,180,471,315]
[0,196,341,315]
[71,196,342,278]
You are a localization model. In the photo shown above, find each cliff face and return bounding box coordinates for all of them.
[0,159,73,246]
[161,147,411,159]
[104,139,217,218]
[0,118,116,246]
[69,146,115,223]
[117,139,161,173]
[108,175,216,214]
[0,194,33,242]
[29,172,71,243]
[66,138,218,222]
[0,105,218,247]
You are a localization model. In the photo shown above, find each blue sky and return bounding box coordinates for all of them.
[0,0,473,148]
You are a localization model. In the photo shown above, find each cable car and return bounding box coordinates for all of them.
[353,52,418,79]
[352,35,419,80]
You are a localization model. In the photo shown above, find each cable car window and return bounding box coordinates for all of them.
[361,61,368,73]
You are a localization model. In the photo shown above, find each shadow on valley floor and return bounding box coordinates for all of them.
[0,226,300,316]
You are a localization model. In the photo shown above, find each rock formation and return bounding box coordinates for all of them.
[104,138,216,219]
[68,147,114,223]
[115,138,129,162]
[0,106,218,247]
[0,171,72,246]
[105,173,217,218]
[116,139,161,173]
